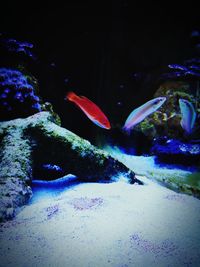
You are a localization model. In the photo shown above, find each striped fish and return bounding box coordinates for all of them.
[123,97,166,132]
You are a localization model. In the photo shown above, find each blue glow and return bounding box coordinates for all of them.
[30,174,78,204]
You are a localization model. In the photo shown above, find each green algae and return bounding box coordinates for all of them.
[146,169,200,198]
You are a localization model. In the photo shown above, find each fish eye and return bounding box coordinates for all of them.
[154,99,160,105]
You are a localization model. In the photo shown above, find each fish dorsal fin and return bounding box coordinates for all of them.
[79,95,99,107]
[80,95,88,100]
[80,95,92,102]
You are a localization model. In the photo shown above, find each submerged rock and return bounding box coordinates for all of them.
[0,111,141,221]
[151,138,200,166]
[146,168,200,199]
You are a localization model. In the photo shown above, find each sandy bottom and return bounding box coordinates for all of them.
[0,175,200,267]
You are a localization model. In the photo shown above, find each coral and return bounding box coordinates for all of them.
[0,112,141,221]
[0,37,61,124]
[138,119,157,139]
[41,101,61,126]
[0,35,37,71]
[135,81,199,140]
[151,138,200,165]
[3,38,35,59]
[161,58,200,80]
[0,68,42,120]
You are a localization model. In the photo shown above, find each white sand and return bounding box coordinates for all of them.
[0,174,200,267]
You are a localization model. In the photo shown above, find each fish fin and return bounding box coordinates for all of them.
[66,91,77,101]
[93,119,108,129]
[79,95,94,104]
[122,125,131,136]
[180,119,185,131]
[181,119,192,135]
[80,95,88,99]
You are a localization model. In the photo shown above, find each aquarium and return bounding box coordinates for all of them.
[0,2,200,267]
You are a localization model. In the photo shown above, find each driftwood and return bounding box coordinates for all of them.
[0,112,141,221]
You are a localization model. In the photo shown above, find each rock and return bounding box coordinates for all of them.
[146,168,200,199]
[41,101,61,126]
[0,111,141,221]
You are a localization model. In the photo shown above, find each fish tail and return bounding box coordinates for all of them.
[66,91,77,102]
[122,125,131,135]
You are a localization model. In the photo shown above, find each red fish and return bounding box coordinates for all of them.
[66,91,111,129]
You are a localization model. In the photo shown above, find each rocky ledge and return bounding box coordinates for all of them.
[0,112,141,221]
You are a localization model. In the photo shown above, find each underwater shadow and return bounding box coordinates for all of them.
[154,156,200,172]
[30,175,82,204]
[30,174,129,204]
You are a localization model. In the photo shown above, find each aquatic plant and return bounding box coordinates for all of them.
[0,35,62,124]
[161,58,200,112]
[0,68,42,120]
[161,58,200,80]
[1,37,36,60]
[184,172,200,187]
[138,119,157,139]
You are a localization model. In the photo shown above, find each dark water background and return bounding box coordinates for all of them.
[1,1,200,142]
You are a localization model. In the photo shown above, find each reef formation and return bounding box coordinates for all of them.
[0,68,41,120]
[0,111,140,222]
[135,81,200,140]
